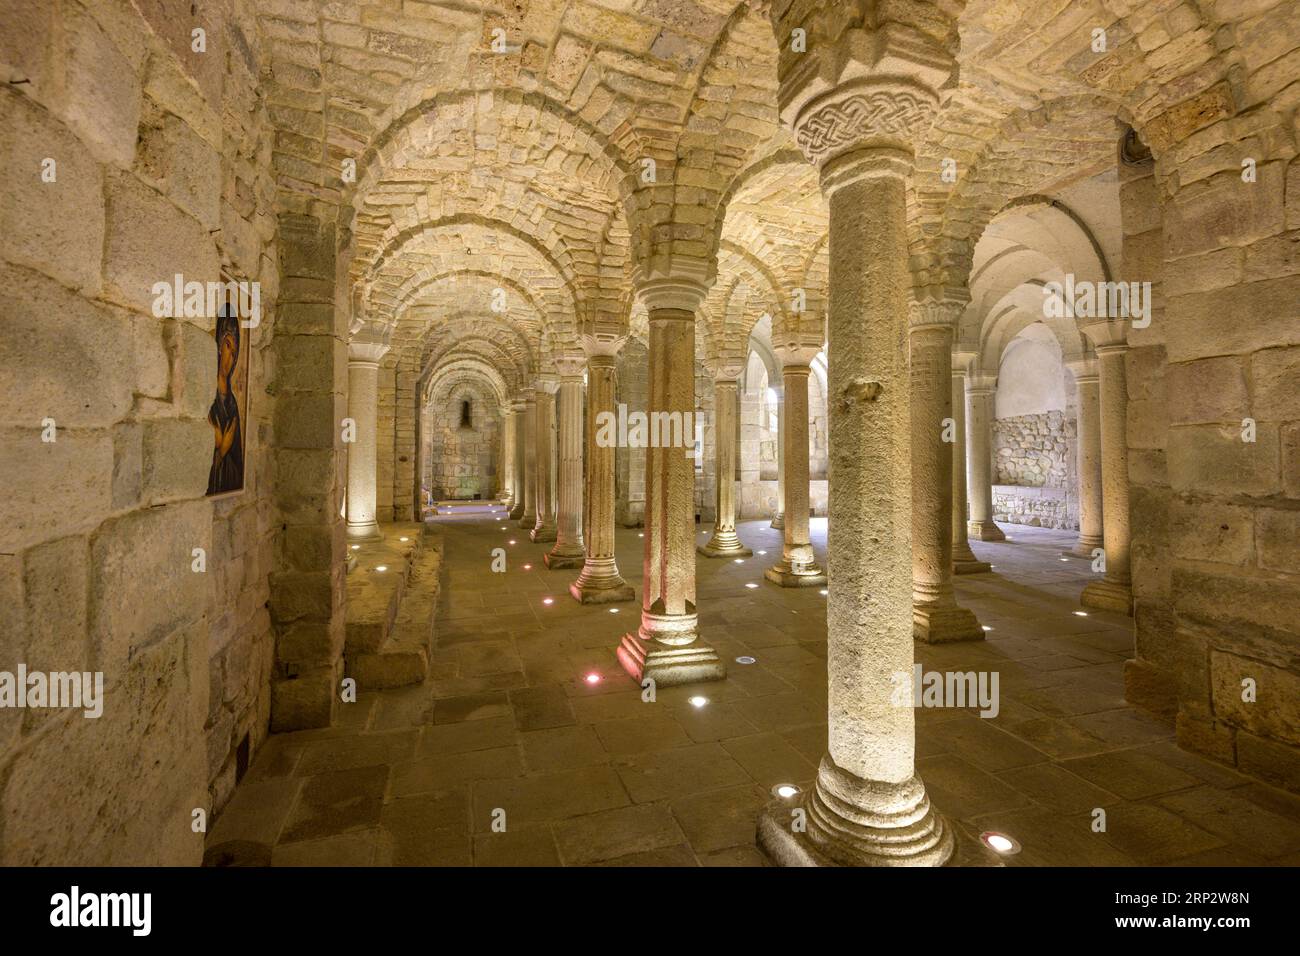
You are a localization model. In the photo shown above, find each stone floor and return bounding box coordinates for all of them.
[206,509,1300,866]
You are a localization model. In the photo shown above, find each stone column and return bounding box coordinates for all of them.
[755,26,955,864]
[546,360,586,568]
[951,351,990,573]
[765,347,824,586]
[617,272,724,687]
[699,366,752,558]
[508,401,526,520]
[965,372,1005,541]
[573,338,635,603]
[531,380,557,543]
[500,404,516,509]
[345,339,389,540]
[910,298,983,642]
[771,383,785,529]
[1081,336,1132,613]
[517,390,537,528]
[1067,358,1104,558]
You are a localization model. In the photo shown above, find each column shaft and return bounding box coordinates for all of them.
[546,377,586,567]
[951,366,989,573]
[771,386,785,529]
[1081,346,1133,613]
[1071,374,1105,557]
[346,359,382,540]
[766,364,824,585]
[699,379,751,557]
[617,303,723,686]
[910,324,982,642]
[573,355,634,603]
[531,389,557,542]
[508,406,526,520]
[965,385,1005,541]
[517,396,537,527]
[501,409,516,508]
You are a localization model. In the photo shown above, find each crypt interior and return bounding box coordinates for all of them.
[1,0,1299,867]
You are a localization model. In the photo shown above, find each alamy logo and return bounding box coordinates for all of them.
[1042,273,1151,329]
[890,665,1000,718]
[595,403,702,457]
[151,274,261,328]
[0,666,103,718]
[50,886,151,936]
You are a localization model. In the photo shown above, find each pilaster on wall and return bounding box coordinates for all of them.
[269,213,347,733]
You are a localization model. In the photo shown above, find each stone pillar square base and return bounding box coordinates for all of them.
[697,541,753,559]
[544,551,585,570]
[346,524,384,542]
[770,515,784,530]
[1063,535,1104,560]
[764,561,827,588]
[1081,579,1133,615]
[913,603,985,644]
[516,513,532,527]
[968,520,1005,542]
[570,579,635,605]
[953,558,992,575]
[616,632,725,687]
[530,526,557,543]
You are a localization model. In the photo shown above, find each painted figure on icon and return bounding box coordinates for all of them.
[206,305,246,495]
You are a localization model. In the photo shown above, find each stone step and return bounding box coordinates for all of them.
[344,524,425,656]
[349,530,442,691]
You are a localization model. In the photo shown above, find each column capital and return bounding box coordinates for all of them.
[554,353,586,380]
[774,341,820,368]
[581,330,627,360]
[348,337,390,366]
[511,399,527,412]
[634,257,712,313]
[909,287,968,332]
[536,374,559,394]
[1080,319,1130,350]
[966,371,997,395]
[951,348,978,373]
[1066,357,1100,383]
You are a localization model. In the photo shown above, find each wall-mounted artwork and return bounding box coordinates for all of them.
[206,286,250,496]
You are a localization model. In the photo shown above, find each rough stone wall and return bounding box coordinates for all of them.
[615,339,647,527]
[424,381,500,500]
[993,485,1075,530]
[1125,82,1300,792]
[0,0,278,863]
[994,412,1074,486]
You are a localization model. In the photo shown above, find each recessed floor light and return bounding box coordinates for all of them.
[522,563,532,570]
[508,539,517,545]
[733,558,744,564]
[638,533,644,538]
[757,550,767,555]
[1073,610,1088,617]
[374,565,387,572]
[772,783,800,799]
[688,695,708,708]
[819,589,828,596]
[350,545,360,550]
[735,656,756,665]
[982,625,993,632]
[745,582,759,589]
[542,597,553,605]
[584,673,601,685]
[980,831,1021,855]
[1059,557,1068,562]
[400,536,410,542]
[609,607,619,614]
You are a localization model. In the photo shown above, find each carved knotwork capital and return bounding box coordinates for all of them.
[793,79,941,170]
[908,287,968,332]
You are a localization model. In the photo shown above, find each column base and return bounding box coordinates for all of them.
[764,560,827,588]
[508,502,524,520]
[616,631,725,687]
[953,558,992,574]
[697,537,753,558]
[529,523,557,543]
[770,513,784,530]
[1062,535,1104,559]
[1081,578,1133,615]
[968,520,1005,542]
[569,574,635,605]
[913,602,985,644]
[756,759,954,867]
[517,511,535,528]
[346,522,384,542]
[544,548,585,570]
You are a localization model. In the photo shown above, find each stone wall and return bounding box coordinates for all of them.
[1125,80,1300,793]
[992,485,1075,530]
[994,411,1073,486]
[424,381,500,501]
[0,0,279,863]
